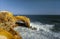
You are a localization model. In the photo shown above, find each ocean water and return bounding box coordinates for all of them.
[14,15,60,39]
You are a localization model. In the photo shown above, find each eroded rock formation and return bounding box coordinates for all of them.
[0,11,30,39]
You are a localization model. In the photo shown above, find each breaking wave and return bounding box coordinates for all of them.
[30,22,54,32]
[14,22,60,39]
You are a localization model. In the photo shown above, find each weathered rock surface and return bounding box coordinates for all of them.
[0,11,30,39]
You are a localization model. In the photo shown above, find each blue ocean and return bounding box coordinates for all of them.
[14,15,60,39]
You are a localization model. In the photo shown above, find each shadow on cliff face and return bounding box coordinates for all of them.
[16,21,28,28]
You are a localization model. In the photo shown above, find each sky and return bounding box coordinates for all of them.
[0,0,60,15]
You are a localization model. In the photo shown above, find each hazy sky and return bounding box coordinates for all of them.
[0,0,60,15]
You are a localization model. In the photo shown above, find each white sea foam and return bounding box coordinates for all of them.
[30,22,54,32]
[14,22,60,39]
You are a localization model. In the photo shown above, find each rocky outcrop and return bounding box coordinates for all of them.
[0,11,30,39]
[15,16,30,28]
[0,11,30,28]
